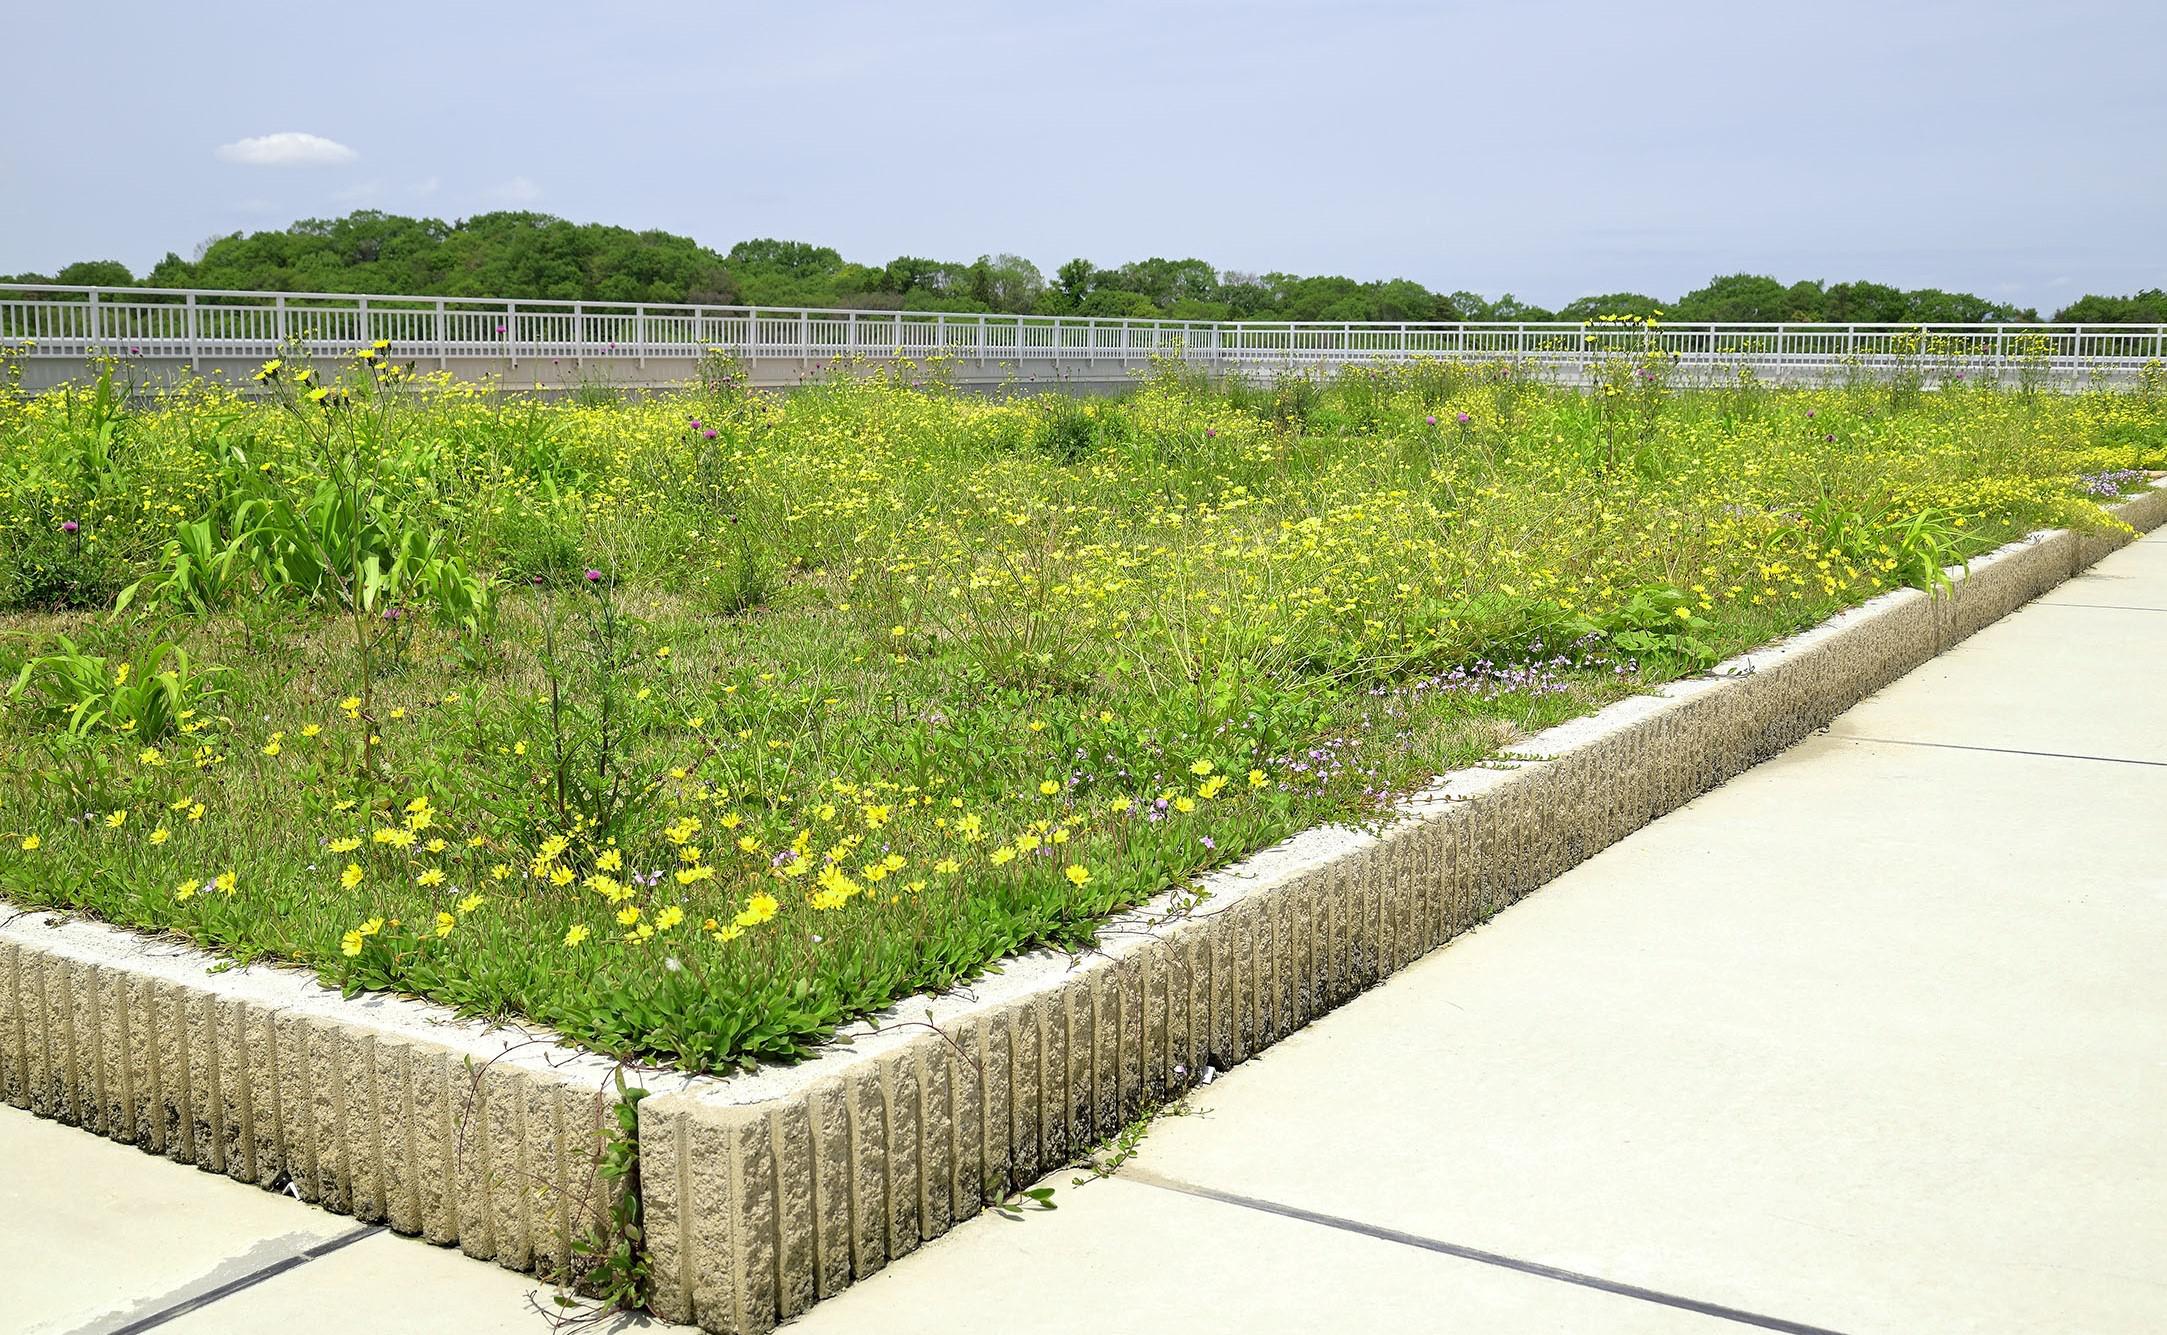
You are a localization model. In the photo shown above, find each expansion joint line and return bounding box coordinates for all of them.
[103,1225,385,1334]
[1122,1169,1853,1335]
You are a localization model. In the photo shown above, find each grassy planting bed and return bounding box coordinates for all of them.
[1,350,2160,1075]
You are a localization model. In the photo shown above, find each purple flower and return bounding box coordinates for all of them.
[1806,409,1816,419]
[688,418,702,429]
[1456,411,1471,424]
[584,569,603,583]
[703,429,718,439]
[496,323,507,335]
[1424,414,1437,425]
[382,607,401,621]
[61,520,79,534]
[530,573,546,586]
[1205,428,1216,438]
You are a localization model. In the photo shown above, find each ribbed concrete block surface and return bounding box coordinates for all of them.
[0,914,622,1288]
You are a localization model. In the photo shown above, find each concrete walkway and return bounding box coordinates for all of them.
[5,527,2163,1334]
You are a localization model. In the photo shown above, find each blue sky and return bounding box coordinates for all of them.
[4,0,2161,312]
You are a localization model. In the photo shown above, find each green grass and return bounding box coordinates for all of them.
[0,348,2159,1073]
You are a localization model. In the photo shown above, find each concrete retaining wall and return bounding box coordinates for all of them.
[0,910,625,1278]
[4,481,2161,1332]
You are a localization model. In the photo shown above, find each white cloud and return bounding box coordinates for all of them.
[487,175,542,204]
[215,132,358,168]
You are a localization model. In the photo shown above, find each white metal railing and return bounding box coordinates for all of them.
[4,283,2164,384]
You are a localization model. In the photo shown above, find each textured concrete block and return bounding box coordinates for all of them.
[683,1106,745,1331]
[948,1023,984,1227]
[803,1078,854,1298]
[24,953,56,1119]
[273,1009,315,1202]
[880,1050,921,1262]
[843,1060,887,1278]
[638,1098,692,1324]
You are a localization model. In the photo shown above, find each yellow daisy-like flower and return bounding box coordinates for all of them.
[340,930,364,957]
[19,835,40,851]
[563,924,591,947]
[1065,865,1091,887]
[1189,759,1214,777]
[103,810,127,828]
[149,827,170,845]
[456,894,485,914]
[328,836,361,853]
[339,863,365,889]
[417,868,447,887]
[433,912,456,938]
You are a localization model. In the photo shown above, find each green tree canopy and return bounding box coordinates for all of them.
[7,209,2151,324]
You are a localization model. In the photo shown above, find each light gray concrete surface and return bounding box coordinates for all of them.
[788,526,2167,1334]
[787,1176,1735,1334]
[1828,585,2167,762]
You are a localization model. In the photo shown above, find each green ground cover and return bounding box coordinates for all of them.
[0,346,2160,1073]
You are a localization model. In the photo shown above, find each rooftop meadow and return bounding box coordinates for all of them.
[0,345,2160,1073]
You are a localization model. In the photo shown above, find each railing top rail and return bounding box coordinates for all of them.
[0,284,2160,337]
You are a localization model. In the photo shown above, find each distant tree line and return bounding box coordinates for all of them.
[5,210,2162,324]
